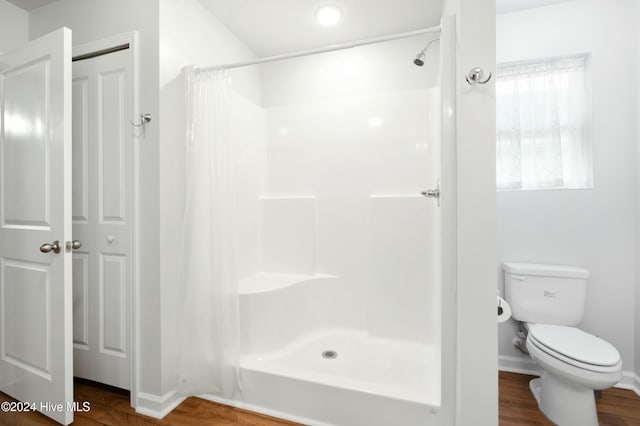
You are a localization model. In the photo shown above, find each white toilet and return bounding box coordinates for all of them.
[503,262,622,426]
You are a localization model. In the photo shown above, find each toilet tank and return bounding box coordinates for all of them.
[503,262,589,326]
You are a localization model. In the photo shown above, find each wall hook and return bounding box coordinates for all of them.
[465,67,492,85]
[130,113,152,128]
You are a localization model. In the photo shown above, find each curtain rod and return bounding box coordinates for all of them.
[196,25,441,72]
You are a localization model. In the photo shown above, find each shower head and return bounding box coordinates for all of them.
[413,38,440,67]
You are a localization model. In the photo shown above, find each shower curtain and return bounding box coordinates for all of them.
[177,67,240,398]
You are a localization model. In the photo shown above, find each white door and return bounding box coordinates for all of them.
[0,28,74,425]
[71,48,131,389]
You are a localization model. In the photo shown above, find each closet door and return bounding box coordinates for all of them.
[0,28,74,425]
[72,48,131,390]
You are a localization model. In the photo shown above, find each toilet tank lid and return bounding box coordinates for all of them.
[503,262,589,279]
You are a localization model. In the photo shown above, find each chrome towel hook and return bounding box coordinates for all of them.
[130,113,152,128]
[465,67,492,85]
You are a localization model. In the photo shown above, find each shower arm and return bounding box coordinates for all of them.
[418,38,441,58]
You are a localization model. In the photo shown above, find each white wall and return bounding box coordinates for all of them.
[28,0,163,400]
[442,0,498,425]
[0,0,27,54]
[260,37,441,344]
[496,0,637,383]
[261,36,439,107]
[158,0,263,401]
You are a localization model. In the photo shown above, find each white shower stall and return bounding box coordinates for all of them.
[176,13,458,426]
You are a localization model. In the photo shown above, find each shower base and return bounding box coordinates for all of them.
[207,329,441,426]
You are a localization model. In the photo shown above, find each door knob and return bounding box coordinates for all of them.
[40,240,61,254]
[65,240,82,252]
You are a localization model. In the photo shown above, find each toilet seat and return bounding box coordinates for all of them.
[527,323,621,372]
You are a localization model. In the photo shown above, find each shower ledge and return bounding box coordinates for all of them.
[239,272,338,295]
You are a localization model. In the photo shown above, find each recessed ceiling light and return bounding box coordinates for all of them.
[316,5,341,27]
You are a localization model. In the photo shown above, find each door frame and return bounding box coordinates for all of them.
[72,31,140,408]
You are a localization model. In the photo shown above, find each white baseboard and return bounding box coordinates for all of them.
[613,371,640,397]
[135,389,186,419]
[498,354,540,376]
[498,355,640,397]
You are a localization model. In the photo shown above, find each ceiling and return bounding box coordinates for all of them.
[6,0,578,53]
[5,0,58,11]
[496,0,575,14]
[199,0,442,57]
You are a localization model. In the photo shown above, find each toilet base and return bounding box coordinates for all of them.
[530,372,599,426]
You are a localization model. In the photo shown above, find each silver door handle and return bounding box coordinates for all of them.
[40,240,61,254]
[65,240,82,252]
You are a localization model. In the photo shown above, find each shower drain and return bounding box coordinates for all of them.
[321,350,338,359]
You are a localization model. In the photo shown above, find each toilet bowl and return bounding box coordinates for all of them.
[525,324,622,426]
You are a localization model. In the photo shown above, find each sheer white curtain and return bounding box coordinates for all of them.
[177,67,240,398]
[496,56,591,190]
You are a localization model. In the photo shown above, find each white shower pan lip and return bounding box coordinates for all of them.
[238,272,338,294]
[240,328,441,408]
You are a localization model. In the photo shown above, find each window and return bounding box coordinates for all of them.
[496,55,592,190]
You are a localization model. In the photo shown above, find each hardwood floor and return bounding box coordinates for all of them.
[1,372,639,425]
[0,379,298,426]
[499,371,640,426]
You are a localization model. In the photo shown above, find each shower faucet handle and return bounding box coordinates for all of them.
[421,182,441,207]
[421,188,440,198]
